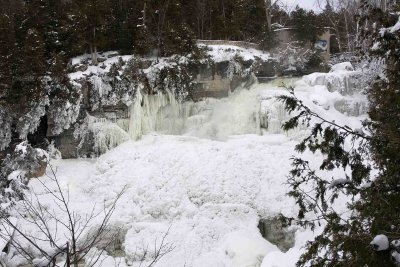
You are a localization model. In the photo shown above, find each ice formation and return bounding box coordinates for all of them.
[88,115,130,155]
[128,87,181,140]
[128,85,263,141]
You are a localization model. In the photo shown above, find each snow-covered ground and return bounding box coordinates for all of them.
[39,134,300,267]
[9,64,367,267]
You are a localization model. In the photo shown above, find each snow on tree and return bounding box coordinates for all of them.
[0,109,13,151]
[0,142,48,213]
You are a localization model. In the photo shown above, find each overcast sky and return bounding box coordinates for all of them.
[279,0,322,12]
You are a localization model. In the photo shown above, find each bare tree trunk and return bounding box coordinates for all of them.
[201,0,205,39]
[344,10,351,52]
[66,242,70,267]
[91,27,98,65]
[264,0,278,32]
[265,0,272,31]
[209,8,212,39]
[221,0,226,39]
[143,1,147,27]
[196,0,205,39]
[155,0,169,60]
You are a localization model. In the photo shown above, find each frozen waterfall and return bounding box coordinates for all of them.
[128,88,182,140]
[126,82,292,141]
[91,73,366,154]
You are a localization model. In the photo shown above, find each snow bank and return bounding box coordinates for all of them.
[222,230,279,267]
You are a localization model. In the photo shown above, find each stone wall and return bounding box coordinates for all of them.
[196,40,260,50]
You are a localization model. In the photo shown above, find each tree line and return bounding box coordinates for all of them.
[0,0,360,60]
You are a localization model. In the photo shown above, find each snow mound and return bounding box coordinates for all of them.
[222,230,279,267]
[330,62,354,72]
[371,234,389,251]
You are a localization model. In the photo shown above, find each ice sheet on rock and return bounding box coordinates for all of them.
[88,115,131,155]
[301,62,362,96]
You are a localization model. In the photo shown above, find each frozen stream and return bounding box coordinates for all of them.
[14,72,367,267]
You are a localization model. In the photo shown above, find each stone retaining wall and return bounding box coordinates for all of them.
[196,40,260,50]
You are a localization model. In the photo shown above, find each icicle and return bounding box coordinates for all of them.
[127,85,265,141]
[260,98,290,134]
[87,115,130,155]
[128,88,184,140]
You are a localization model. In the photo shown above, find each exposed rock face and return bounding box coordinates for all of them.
[192,59,277,100]
[258,217,295,252]
[53,127,94,159]
[192,62,232,100]
[254,60,277,78]
[26,156,47,179]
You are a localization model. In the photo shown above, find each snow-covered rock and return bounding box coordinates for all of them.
[371,235,390,251]
[222,230,279,267]
[330,62,354,72]
[302,62,361,96]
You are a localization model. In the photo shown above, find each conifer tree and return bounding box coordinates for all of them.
[279,1,400,266]
[72,0,112,64]
[291,7,323,48]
